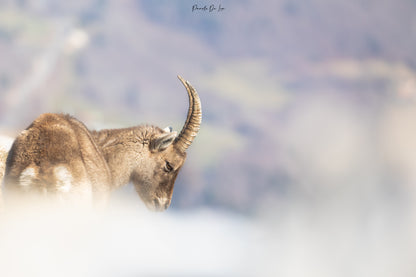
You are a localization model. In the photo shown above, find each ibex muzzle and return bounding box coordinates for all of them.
[3,76,202,211]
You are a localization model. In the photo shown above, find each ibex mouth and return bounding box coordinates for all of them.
[148,197,170,212]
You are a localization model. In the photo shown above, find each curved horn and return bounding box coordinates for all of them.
[175,75,202,152]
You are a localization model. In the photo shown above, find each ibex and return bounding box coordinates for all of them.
[2,76,201,211]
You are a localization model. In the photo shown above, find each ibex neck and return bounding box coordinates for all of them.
[90,126,162,189]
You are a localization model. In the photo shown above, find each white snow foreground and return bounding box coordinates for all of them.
[0,201,255,277]
[0,195,414,277]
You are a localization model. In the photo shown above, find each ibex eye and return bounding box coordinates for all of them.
[164,161,173,172]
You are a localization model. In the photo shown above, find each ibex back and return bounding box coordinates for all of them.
[3,76,202,211]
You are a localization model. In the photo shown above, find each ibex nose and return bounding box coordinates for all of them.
[151,197,171,212]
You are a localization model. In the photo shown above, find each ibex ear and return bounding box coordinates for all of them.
[163,126,173,133]
[150,132,177,152]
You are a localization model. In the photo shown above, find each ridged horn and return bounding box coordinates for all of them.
[175,75,202,152]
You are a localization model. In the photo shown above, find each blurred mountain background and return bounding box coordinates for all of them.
[1,0,416,216]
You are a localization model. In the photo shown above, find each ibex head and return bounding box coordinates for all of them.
[128,76,202,211]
